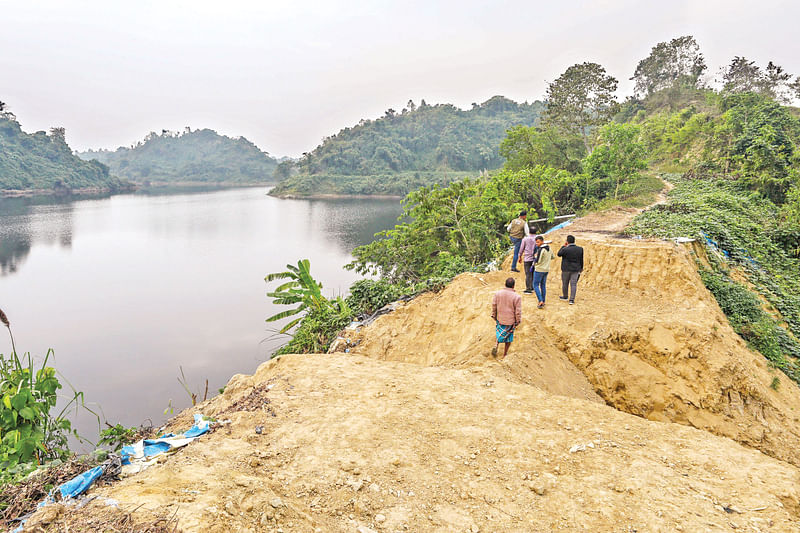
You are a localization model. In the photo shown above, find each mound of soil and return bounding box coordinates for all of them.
[352,224,800,468]
[91,354,800,532]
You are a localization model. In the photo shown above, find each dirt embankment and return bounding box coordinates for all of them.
[352,208,800,468]
[86,355,800,533]
[33,202,800,532]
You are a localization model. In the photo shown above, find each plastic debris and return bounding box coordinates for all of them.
[120,413,211,475]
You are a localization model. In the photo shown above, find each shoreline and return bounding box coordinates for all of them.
[0,186,131,198]
[0,182,276,199]
[269,192,404,200]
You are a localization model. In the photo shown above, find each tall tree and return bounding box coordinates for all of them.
[631,36,707,96]
[763,62,794,103]
[544,62,619,153]
[721,56,764,93]
[722,57,796,103]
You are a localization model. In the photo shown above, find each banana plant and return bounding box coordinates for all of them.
[265,259,331,333]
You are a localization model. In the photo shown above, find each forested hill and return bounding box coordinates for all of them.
[81,128,278,185]
[270,96,545,197]
[0,112,130,194]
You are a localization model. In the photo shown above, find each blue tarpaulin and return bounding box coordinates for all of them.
[13,414,212,532]
[58,466,104,499]
[120,414,211,471]
[544,219,574,234]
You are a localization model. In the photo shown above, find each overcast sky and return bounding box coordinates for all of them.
[1,0,798,157]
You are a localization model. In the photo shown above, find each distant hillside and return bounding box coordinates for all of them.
[0,113,130,195]
[81,128,278,185]
[270,96,544,196]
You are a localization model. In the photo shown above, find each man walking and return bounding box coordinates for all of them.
[532,235,554,308]
[506,211,529,272]
[491,277,521,359]
[517,231,538,293]
[557,235,583,305]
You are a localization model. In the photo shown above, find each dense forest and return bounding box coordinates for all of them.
[273,37,800,385]
[270,96,544,196]
[0,105,130,194]
[81,128,278,185]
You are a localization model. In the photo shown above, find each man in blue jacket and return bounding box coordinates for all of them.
[557,235,583,304]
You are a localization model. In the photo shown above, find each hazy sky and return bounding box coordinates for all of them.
[1,0,798,157]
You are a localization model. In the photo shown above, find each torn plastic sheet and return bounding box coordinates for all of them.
[120,413,210,475]
[12,414,211,532]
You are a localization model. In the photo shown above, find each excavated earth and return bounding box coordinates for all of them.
[25,203,800,533]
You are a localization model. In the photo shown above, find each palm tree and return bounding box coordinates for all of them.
[265,259,329,333]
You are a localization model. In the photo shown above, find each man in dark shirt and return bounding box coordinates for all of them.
[557,235,583,304]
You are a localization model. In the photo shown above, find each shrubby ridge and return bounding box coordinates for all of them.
[270,96,544,196]
[81,128,278,185]
[0,106,130,194]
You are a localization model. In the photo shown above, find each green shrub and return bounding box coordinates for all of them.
[0,349,81,470]
[274,303,353,356]
[346,279,408,316]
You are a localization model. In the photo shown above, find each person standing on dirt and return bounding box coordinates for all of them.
[557,235,583,305]
[506,211,529,272]
[491,277,522,359]
[517,231,538,294]
[532,235,553,308]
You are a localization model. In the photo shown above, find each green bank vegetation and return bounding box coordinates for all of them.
[270,96,544,196]
[0,309,93,485]
[269,36,800,386]
[0,104,131,194]
[81,128,278,185]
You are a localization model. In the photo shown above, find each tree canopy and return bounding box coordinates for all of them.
[720,57,797,103]
[631,35,706,96]
[544,62,619,152]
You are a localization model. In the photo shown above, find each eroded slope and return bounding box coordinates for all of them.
[351,222,800,467]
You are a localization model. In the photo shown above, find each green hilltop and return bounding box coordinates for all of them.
[270,96,545,197]
[81,128,278,185]
[0,107,130,195]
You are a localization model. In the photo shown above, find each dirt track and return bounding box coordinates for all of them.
[27,200,800,532]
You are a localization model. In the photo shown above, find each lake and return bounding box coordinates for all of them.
[0,187,402,444]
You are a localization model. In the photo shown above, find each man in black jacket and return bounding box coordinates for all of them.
[557,235,583,304]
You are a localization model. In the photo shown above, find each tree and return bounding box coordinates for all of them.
[584,123,647,200]
[763,62,794,103]
[631,35,706,96]
[499,125,585,173]
[721,56,763,93]
[49,127,66,145]
[721,57,797,103]
[544,62,619,153]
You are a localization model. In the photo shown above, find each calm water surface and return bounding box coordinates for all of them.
[0,187,402,442]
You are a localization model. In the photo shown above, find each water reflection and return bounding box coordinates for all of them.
[0,188,402,444]
[0,196,78,275]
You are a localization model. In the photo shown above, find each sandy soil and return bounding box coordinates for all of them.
[352,209,800,468]
[26,188,800,532]
[72,355,800,533]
